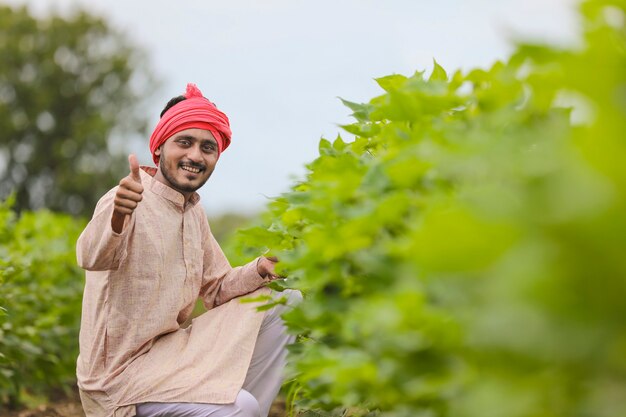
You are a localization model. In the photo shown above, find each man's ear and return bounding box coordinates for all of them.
[154,146,162,157]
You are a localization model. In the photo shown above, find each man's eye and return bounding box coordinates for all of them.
[202,145,216,153]
[178,140,191,146]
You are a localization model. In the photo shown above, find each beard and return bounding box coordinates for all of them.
[159,151,212,194]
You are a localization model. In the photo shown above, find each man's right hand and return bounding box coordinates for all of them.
[111,154,144,233]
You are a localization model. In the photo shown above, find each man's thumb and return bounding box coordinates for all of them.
[129,154,141,182]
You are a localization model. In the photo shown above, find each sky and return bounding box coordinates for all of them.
[5,0,581,216]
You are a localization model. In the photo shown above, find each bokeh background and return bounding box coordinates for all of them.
[2,0,579,216]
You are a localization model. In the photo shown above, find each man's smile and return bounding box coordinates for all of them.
[179,163,205,174]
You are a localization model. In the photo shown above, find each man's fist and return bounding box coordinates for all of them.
[111,154,144,233]
[257,256,281,280]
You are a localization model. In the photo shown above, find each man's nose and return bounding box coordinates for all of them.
[187,144,203,162]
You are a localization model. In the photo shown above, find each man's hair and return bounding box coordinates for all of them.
[160,95,186,118]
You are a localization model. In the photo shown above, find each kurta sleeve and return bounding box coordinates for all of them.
[199,218,269,309]
[76,187,135,271]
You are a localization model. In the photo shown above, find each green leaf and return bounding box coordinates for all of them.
[239,295,274,304]
[375,74,408,92]
[255,297,288,311]
[339,122,381,138]
[332,136,346,151]
[318,138,332,154]
[428,59,448,81]
[267,280,289,291]
[339,98,374,121]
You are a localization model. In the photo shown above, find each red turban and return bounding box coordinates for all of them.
[149,83,232,165]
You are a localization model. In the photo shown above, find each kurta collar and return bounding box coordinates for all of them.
[140,166,201,208]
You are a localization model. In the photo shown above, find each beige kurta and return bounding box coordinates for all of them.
[76,167,271,417]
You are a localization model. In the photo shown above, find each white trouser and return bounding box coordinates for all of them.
[135,289,301,417]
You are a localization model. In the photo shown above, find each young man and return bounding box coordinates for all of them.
[76,84,300,417]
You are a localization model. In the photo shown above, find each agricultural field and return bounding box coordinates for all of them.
[2,0,625,416]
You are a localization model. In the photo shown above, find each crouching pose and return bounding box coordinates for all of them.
[76,83,300,417]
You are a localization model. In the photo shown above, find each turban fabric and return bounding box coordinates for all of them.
[149,83,232,165]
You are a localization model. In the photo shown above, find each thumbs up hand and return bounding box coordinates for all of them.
[111,154,144,233]
[128,153,142,183]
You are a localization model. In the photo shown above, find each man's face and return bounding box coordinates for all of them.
[154,128,219,196]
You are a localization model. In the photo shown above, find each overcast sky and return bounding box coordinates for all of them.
[6,0,581,216]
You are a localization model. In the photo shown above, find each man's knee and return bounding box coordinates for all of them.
[261,289,302,329]
[282,289,303,307]
[234,389,260,417]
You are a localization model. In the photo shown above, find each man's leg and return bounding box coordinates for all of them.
[242,289,302,417]
[135,389,260,417]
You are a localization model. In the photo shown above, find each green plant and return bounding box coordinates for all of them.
[0,197,86,408]
[229,1,626,416]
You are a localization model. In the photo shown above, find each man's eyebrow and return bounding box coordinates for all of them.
[174,134,197,142]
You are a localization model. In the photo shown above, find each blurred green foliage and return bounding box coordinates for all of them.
[0,5,156,216]
[229,1,626,416]
[209,212,254,246]
[0,196,86,409]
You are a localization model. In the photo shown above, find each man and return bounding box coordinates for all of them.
[76,83,300,417]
